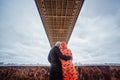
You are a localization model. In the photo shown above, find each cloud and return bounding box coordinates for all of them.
[0,0,50,64]
[0,0,120,64]
[69,0,120,64]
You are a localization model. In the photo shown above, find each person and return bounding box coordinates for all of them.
[48,41,72,80]
[59,41,78,80]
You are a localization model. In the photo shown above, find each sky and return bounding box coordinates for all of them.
[0,0,120,65]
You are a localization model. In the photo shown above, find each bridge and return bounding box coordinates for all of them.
[35,0,84,47]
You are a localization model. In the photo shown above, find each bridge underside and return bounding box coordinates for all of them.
[35,0,84,47]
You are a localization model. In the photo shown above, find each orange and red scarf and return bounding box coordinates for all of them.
[59,41,78,80]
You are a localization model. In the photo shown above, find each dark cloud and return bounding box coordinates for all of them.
[69,0,120,64]
[0,0,120,64]
[80,0,120,18]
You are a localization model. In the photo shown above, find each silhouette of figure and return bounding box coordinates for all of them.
[48,41,72,80]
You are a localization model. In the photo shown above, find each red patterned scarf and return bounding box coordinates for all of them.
[59,41,78,80]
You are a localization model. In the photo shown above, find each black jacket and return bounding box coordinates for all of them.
[48,46,72,71]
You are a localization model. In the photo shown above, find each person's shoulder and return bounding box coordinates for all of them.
[49,47,56,53]
[52,46,60,51]
[53,46,58,50]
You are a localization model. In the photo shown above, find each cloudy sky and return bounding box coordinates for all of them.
[0,0,120,65]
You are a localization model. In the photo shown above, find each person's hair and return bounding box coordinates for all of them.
[55,41,60,47]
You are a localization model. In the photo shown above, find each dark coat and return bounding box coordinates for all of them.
[48,46,72,80]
